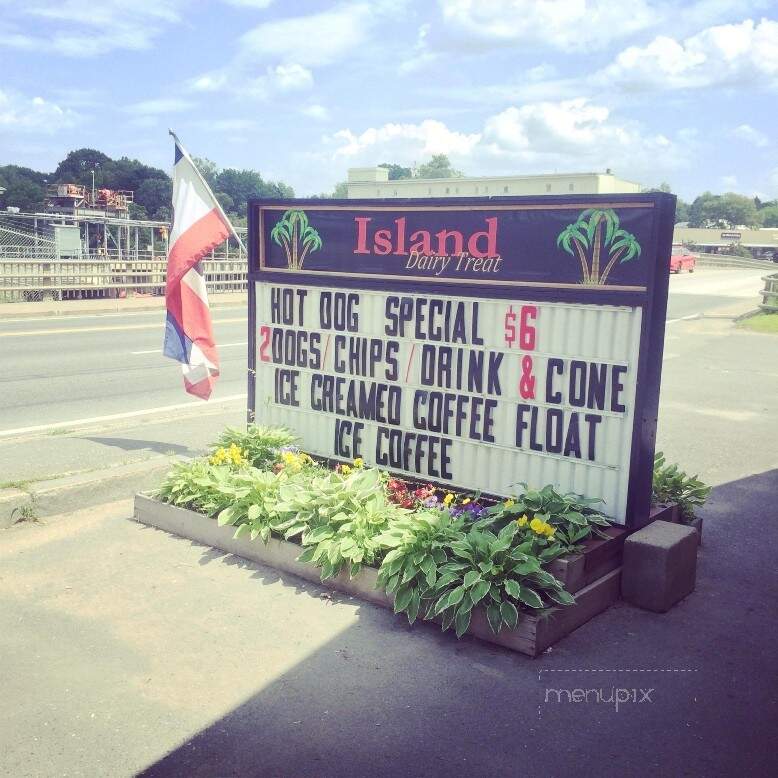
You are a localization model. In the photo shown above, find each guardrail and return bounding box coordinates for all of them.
[693,252,777,270]
[0,256,248,303]
[761,272,778,313]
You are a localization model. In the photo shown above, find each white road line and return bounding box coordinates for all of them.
[0,305,245,326]
[0,394,247,438]
[665,314,700,325]
[0,317,247,338]
[131,341,248,355]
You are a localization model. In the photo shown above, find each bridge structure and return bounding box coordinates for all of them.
[0,210,247,302]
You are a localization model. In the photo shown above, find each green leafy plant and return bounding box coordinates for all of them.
[270,209,323,269]
[155,459,237,516]
[557,209,641,285]
[376,513,572,637]
[211,425,296,470]
[486,484,611,550]
[375,509,469,627]
[652,452,711,521]
[291,468,405,579]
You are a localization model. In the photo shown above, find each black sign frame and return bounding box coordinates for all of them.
[247,193,676,528]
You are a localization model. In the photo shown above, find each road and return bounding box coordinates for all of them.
[1,268,777,777]
[0,266,770,485]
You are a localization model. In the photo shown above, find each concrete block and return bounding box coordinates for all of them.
[621,520,697,613]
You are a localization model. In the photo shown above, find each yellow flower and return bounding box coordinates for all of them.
[443,493,454,506]
[530,517,546,534]
[463,498,471,505]
[353,457,364,469]
[340,464,352,475]
[517,514,529,527]
[544,524,556,538]
[504,498,515,508]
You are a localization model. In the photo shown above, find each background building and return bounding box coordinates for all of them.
[673,226,778,258]
[346,167,642,199]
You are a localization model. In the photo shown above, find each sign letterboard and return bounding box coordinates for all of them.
[247,194,675,526]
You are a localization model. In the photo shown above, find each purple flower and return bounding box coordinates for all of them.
[451,502,486,519]
[423,495,440,508]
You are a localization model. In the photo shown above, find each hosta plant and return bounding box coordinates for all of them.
[215,470,283,543]
[267,466,405,579]
[652,452,711,521]
[211,424,296,470]
[486,483,611,550]
[297,490,405,580]
[155,459,237,517]
[376,514,573,637]
[375,509,469,626]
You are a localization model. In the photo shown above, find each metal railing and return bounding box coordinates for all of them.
[761,273,778,313]
[0,255,248,303]
[693,252,777,270]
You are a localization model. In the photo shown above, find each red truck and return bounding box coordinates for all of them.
[670,244,696,273]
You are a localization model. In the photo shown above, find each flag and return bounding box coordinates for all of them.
[163,135,232,400]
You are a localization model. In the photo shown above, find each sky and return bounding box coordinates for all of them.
[0,0,776,201]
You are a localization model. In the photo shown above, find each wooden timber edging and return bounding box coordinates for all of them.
[133,494,621,657]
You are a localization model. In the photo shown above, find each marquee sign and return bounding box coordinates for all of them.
[247,194,675,526]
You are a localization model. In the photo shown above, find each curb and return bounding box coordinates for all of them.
[0,292,246,320]
[1,455,179,529]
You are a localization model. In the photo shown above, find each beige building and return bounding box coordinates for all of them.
[673,226,778,258]
[346,167,642,199]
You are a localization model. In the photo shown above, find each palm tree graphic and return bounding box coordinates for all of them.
[270,209,323,270]
[557,209,641,285]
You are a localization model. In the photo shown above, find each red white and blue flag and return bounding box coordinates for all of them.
[163,135,233,400]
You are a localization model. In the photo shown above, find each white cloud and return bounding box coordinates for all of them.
[301,104,330,121]
[193,118,257,132]
[599,18,778,91]
[125,98,194,115]
[325,98,690,187]
[399,23,441,74]
[189,2,388,101]
[330,119,482,159]
[732,124,769,147]
[222,0,275,8]
[721,175,738,188]
[271,64,314,91]
[0,89,80,133]
[438,0,657,51]
[237,3,373,67]
[1,1,185,57]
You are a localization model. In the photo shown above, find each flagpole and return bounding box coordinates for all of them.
[168,129,247,254]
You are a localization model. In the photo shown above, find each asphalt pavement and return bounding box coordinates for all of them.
[0,266,770,487]
[1,266,777,776]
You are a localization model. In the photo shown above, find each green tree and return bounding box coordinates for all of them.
[757,205,778,227]
[0,165,48,211]
[128,202,149,220]
[715,193,759,227]
[135,178,172,216]
[52,148,112,185]
[215,192,235,213]
[688,192,715,227]
[675,199,690,223]
[333,181,348,198]
[379,163,413,180]
[194,157,219,190]
[416,154,463,179]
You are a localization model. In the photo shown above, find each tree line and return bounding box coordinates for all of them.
[0,148,294,225]
[1,149,776,228]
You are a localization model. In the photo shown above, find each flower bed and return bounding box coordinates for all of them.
[134,493,621,657]
[144,425,633,651]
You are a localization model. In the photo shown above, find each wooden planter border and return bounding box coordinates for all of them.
[133,494,620,657]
